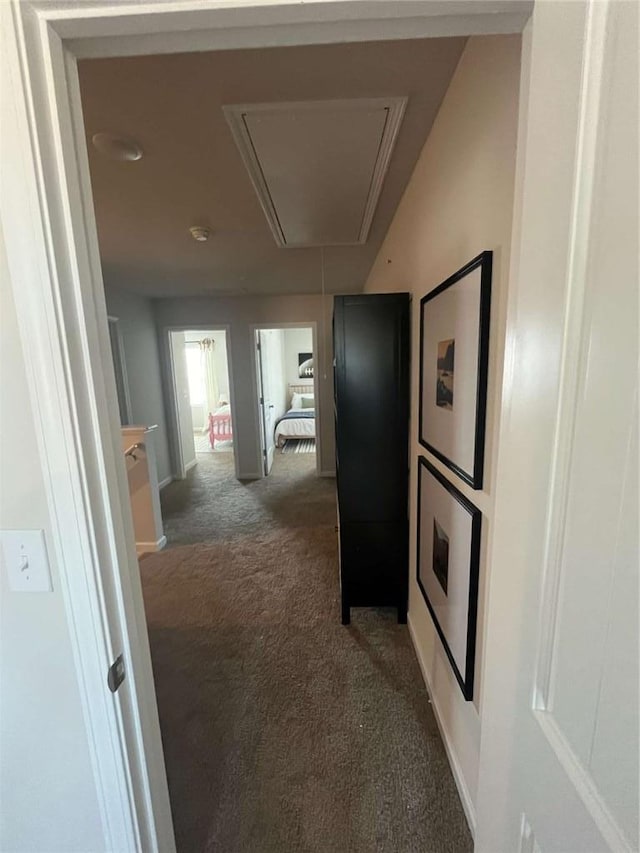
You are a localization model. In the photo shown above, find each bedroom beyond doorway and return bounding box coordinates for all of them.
[170,329,234,472]
[255,325,318,476]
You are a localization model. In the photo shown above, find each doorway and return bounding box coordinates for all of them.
[8,3,622,852]
[255,325,318,476]
[169,328,235,479]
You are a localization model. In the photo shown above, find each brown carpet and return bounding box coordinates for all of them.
[140,452,473,853]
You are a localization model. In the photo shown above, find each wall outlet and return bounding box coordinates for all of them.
[1,530,52,592]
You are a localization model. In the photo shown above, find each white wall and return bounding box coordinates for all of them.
[155,295,334,478]
[104,286,172,485]
[0,225,105,852]
[283,327,314,387]
[364,34,521,825]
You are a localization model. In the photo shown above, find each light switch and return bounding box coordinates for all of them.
[1,530,52,592]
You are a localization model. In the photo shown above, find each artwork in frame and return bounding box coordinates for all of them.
[298,352,314,378]
[419,251,492,489]
[416,457,481,700]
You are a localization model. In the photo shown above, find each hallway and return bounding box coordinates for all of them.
[140,454,472,852]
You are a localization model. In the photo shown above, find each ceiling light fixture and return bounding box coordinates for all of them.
[91,132,143,162]
[189,226,211,242]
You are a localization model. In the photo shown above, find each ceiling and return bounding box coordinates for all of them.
[78,38,466,297]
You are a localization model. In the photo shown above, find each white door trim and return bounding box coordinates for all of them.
[1,6,172,850]
[2,1,530,848]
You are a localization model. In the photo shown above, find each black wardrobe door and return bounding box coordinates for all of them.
[335,296,408,523]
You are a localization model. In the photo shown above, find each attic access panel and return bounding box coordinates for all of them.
[224,98,406,248]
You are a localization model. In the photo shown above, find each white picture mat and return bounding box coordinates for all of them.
[421,266,482,476]
[418,463,473,681]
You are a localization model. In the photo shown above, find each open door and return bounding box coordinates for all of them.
[169,331,196,479]
[107,316,132,425]
[255,329,277,475]
[476,3,638,851]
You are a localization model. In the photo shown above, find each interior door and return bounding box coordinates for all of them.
[476,2,638,851]
[107,316,132,425]
[256,330,276,475]
[170,332,196,478]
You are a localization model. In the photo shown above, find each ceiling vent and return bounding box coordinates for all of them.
[224,97,407,248]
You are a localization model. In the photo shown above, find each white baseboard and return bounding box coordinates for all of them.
[158,476,173,490]
[407,613,476,837]
[185,458,198,472]
[136,535,167,556]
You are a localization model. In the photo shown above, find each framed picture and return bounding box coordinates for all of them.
[298,352,313,378]
[416,457,481,700]
[419,251,492,489]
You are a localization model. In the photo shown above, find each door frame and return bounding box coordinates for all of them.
[1,1,533,849]
[163,325,239,481]
[107,315,133,425]
[251,322,321,477]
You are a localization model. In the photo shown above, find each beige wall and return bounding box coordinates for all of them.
[0,225,104,851]
[364,34,521,821]
[154,295,334,477]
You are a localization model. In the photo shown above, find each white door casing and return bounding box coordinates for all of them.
[7,0,636,850]
[476,2,638,851]
[0,5,175,850]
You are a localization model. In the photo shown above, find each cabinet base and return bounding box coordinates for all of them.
[340,602,407,626]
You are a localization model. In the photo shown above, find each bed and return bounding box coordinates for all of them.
[274,385,316,448]
[208,404,233,449]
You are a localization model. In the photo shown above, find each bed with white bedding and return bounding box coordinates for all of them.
[274,387,316,448]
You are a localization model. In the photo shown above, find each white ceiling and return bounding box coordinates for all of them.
[78,38,466,297]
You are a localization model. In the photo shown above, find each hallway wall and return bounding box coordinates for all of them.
[105,286,172,485]
[364,34,522,826]
[154,295,334,478]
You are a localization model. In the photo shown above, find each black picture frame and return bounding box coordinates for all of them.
[416,457,481,700]
[419,251,492,489]
[297,352,313,378]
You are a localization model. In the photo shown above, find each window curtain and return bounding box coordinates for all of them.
[200,338,219,431]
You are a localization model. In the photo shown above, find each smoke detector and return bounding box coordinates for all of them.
[189,226,211,242]
[92,132,143,162]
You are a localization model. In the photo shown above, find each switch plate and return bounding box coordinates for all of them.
[1,530,52,592]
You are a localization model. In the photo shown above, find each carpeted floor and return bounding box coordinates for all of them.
[140,452,472,853]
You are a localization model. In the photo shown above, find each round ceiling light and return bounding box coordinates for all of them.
[189,226,211,242]
[91,132,143,162]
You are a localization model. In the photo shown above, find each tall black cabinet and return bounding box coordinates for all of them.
[333,293,410,625]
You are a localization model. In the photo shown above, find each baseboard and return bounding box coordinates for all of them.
[158,476,173,490]
[185,458,198,472]
[136,535,167,556]
[238,471,262,480]
[407,613,477,837]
